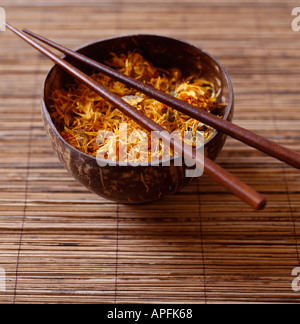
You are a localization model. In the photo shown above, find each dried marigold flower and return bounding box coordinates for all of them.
[50,51,225,162]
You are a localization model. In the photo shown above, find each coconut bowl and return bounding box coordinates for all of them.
[41,34,234,204]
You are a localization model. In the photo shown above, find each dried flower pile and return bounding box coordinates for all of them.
[50,51,225,162]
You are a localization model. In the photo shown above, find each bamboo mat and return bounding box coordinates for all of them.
[0,0,300,304]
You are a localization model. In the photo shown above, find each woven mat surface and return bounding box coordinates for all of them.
[0,0,300,304]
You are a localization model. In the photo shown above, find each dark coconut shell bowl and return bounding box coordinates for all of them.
[42,35,234,204]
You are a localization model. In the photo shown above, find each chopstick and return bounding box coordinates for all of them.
[5,22,266,210]
[21,28,300,171]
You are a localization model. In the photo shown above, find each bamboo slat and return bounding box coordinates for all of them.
[0,0,299,304]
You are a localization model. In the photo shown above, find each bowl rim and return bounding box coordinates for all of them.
[41,33,234,166]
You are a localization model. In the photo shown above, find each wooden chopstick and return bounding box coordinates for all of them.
[5,22,266,210]
[21,28,300,171]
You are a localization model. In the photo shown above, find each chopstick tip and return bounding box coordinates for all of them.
[255,197,267,211]
[3,21,15,32]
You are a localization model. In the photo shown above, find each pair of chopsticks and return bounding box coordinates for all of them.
[5,23,300,210]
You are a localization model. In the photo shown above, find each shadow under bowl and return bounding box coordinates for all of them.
[41,34,234,204]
